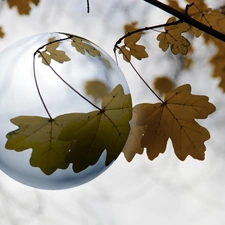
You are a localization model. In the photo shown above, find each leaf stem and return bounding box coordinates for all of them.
[33,53,53,119]
[36,51,102,112]
[116,46,164,103]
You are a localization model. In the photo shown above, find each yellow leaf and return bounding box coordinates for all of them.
[38,37,71,65]
[129,84,216,161]
[191,9,225,37]
[5,116,76,175]
[119,22,148,62]
[157,17,191,55]
[59,84,132,172]
[7,0,39,15]
[186,0,208,15]
[118,46,131,62]
[71,37,101,57]
[122,108,145,162]
[154,76,175,96]
[210,42,225,92]
[168,0,183,13]
[85,80,109,102]
[124,21,142,33]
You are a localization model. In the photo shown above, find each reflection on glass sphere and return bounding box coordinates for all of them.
[0,32,132,190]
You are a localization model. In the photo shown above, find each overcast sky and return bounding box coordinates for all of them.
[0,0,225,225]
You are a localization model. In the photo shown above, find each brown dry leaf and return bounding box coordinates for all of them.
[126,84,216,161]
[154,76,175,96]
[157,17,191,55]
[7,0,39,15]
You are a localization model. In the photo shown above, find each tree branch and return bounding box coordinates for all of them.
[144,0,225,42]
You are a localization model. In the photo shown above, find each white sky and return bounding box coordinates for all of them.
[0,0,225,225]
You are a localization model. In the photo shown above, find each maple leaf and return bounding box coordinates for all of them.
[59,84,132,172]
[5,85,132,174]
[186,0,208,15]
[119,22,148,62]
[154,76,175,96]
[191,8,225,37]
[122,108,145,162]
[85,80,109,102]
[5,115,76,175]
[157,17,191,55]
[71,36,101,57]
[38,38,71,65]
[125,84,216,161]
[7,0,39,15]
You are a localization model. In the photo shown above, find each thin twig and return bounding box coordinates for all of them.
[87,0,90,13]
[37,51,102,111]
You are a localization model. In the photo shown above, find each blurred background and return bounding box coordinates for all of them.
[0,0,225,224]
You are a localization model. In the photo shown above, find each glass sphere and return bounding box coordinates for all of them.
[0,32,131,189]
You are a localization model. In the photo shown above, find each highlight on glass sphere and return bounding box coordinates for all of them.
[0,32,132,190]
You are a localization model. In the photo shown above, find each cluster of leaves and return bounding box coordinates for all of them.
[6,85,132,175]
[3,0,225,176]
[114,0,225,162]
[37,35,102,66]
[5,34,132,175]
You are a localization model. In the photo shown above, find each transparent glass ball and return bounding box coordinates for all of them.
[0,32,131,190]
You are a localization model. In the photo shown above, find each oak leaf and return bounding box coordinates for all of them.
[125,84,216,161]
[157,17,191,55]
[7,0,39,15]
[38,38,71,65]
[59,84,132,172]
[5,115,76,175]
